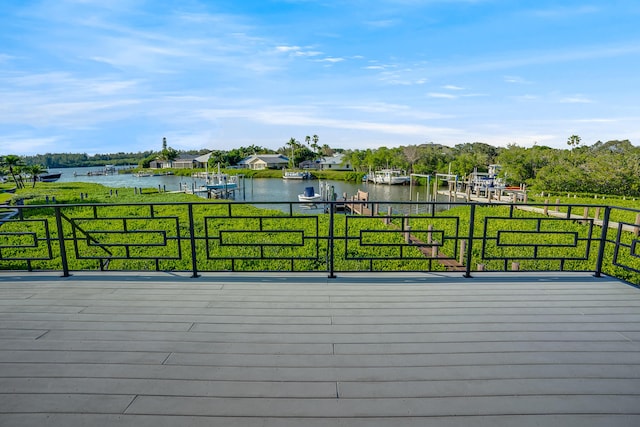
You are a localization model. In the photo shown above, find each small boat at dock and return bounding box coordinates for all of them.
[206,174,238,190]
[372,169,410,185]
[298,186,322,203]
[283,170,312,180]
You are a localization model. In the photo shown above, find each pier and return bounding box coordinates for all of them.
[344,190,372,215]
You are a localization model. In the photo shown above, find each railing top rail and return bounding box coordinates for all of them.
[4,201,632,209]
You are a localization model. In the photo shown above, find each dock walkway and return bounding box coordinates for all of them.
[1,272,639,426]
[437,191,640,234]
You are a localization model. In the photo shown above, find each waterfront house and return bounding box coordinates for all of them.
[171,155,199,169]
[150,154,209,169]
[149,159,171,169]
[318,153,352,171]
[238,154,289,170]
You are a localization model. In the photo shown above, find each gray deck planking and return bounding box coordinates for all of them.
[0,272,639,426]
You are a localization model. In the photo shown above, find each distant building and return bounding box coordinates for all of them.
[149,159,171,169]
[171,155,199,169]
[318,153,352,171]
[150,154,209,169]
[299,160,318,170]
[238,154,289,170]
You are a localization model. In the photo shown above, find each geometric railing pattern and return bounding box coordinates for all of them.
[0,201,638,286]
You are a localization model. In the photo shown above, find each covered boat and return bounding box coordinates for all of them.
[298,186,322,203]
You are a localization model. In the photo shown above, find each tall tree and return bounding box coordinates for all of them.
[25,164,46,188]
[1,155,25,189]
[567,135,581,151]
[311,135,320,156]
[286,138,299,168]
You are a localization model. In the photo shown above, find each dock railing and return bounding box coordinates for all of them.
[0,200,639,285]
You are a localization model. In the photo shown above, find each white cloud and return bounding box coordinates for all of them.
[504,75,532,84]
[428,92,458,99]
[0,134,61,155]
[442,85,464,90]
[276,45,301,53]
[316,57,345,63]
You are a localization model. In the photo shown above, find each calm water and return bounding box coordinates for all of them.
[54,166,444,213]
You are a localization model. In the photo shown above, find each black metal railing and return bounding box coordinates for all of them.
[1,200,639,285]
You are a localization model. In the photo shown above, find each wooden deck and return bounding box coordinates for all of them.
[1,271,639,426]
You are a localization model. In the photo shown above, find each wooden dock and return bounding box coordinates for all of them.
[437,191,640,234]
[345,189,373,216]
[1,271,639,426]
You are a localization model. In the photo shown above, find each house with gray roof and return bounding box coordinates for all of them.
[318,153,352,171]
[238,154,289,170]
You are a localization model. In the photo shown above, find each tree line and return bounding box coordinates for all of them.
[3,136,639,196]
[341,138,639,197]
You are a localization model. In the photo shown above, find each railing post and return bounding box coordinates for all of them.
[464,204,475,278]
[594,206,611,278]
[188,203,200,278]
[54,206,70,277]
[328,202,336,278]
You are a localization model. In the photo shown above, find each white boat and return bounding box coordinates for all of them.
[133,172,152,177]
[204,163,239,190]
[205,174,238,190]
[283,170,311,180]
[373,169,410,185]
[298,186,322,203]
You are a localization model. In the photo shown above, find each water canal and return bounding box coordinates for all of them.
[54,166,447,214]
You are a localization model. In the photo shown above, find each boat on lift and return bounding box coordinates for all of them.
[372,169,410,185]
[298,186,322,203]
[205,163,238,190]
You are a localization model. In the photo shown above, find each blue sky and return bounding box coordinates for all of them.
[1,0,639,156]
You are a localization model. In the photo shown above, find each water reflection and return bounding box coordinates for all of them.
[56,166,443,214]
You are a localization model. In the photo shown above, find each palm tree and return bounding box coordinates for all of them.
[311,135,320,157]
[286,138,298,168]
[321,144,334,157]
[26,164,46,188]
[1,155,24,189]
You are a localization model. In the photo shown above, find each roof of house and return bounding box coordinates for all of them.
[173,155,199,162]
[319,153,346,165]
[194,153,213,163]
[239,154,289,164]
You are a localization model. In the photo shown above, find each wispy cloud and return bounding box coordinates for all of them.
[529,5,600,19]
[511,94,539,101]
[1,0,638,154]
[428,92,458,99]
[1,134,62,154]
[315,57,345,63]
[442,85,464,90]
[365,19,399,28]
[560,95,593,104]
[504,75,533,84]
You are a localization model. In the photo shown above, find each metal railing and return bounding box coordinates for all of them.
[1,200,639,285]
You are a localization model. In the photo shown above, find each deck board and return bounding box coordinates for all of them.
[1,272,639,426]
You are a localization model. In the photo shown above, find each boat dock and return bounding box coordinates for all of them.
[344,190,372,215]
